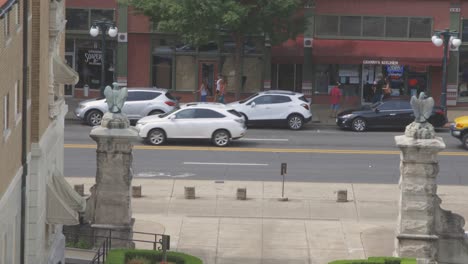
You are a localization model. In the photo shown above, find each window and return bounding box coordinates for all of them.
[4,12,10,38]
[316,15,338,35]
[385,17,408,38]
[90,9,114,24]
[66,9,89,30]
[251,95,274,105]
[227,109,242,117]
[14,81,20,117]
[272,95,292,104]
[363,17,384,37]
[378,101,397,110]
[3,94,9,133]
[152,55,173,89]
[127,91,160,101]
[175,109,196,119]
[409,18,431,38]
[340,16,361,36]
[195,109,225,118]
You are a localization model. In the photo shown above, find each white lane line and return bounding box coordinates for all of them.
[240,138,289,142]
[183,162,269,166]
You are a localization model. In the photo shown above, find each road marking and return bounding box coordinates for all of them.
[64,143,468,156]
[183,162,268,166]
[240,138,289,142]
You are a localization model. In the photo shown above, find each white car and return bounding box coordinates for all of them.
[74,88,178,126]
[228,90,312,130]
[135,102,247,147]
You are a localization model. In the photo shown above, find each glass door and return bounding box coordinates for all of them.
[198,61,218,97]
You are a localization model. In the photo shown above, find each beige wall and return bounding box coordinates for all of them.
[220,56,262,93]
[175,55,196,91]
[0,1,25,197]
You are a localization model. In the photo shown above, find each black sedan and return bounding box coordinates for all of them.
[336,99,447,131]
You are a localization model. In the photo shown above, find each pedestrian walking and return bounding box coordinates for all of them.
[214,75,222,102]
[372,74,385,103]
[194,80,208,102]
[218,76,226,104]
[329,82,342,118]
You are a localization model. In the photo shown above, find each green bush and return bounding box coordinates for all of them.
[105,249,203,264]
[328,257,416,264]
[66,238,93,250]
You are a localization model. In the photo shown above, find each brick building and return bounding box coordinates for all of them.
[0,0,82,263]
[65,0,467,108]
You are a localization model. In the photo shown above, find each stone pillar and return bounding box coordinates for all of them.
[87,112,138,248]
[394,123,445,263]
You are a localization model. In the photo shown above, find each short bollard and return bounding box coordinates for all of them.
[237,188,247,200]
[132,185,142,198]
[184,187,196,199]
[336,189,348,202]
[74,184,84,196]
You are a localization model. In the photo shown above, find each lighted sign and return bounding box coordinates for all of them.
[363,60,399,65]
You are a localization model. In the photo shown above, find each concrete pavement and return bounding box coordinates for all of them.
[65,177,468,264]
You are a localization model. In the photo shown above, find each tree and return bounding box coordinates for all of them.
[123,0,303,100]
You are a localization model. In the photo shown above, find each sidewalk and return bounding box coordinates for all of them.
[65,177,468,264]
[65,97,468,127]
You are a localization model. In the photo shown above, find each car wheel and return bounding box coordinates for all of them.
[148,110,164,116]
[462,134,468,150]
[352,118,367,132]
[146,128,166,145]
[287,114,304,130]
[240,113,249,125]
[212,129,230,147]
[86,110,103,126]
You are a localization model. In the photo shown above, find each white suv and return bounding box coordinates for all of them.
[228,90,312,130]
[135,102,246,147]
[74,88,178,126]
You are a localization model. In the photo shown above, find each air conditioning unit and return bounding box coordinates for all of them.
[117,32,128,43]
[304,37,313,48]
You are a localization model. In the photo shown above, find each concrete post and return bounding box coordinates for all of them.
[394,124,445,263]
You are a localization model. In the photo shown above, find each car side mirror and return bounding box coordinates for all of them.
[169,115,176,120]
[251,102,256,107]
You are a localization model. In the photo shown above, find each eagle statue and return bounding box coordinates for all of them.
[410,92,434,123]
[104,82,128,113]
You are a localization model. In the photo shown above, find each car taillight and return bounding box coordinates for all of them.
[301,103,309,110]
[165,101,176,106]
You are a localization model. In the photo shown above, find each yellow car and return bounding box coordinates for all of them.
[451,116,468,149]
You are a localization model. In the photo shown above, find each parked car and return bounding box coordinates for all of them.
[336,99,447,131]
[75,88,178,126]
[228,90,312,130]
[450,116,468,149]
[135,102,247,147]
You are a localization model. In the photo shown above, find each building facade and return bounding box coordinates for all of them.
[0,0,82,263]
[65,0,467,108]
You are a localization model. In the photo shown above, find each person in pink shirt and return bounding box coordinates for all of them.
[329,82,342,118]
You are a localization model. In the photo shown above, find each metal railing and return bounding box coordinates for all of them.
[64,228,170,264]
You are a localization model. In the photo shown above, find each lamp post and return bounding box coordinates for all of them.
[90,20,118,97]
[431,29,461,118]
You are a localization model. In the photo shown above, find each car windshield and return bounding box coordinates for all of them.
[159,107,180,118]
[239,93,259,104]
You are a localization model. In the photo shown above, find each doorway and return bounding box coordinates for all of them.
[64,53,75,96]
[198,61,218,97]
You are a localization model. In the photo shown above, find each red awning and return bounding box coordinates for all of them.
[312,39,443,66]
[271,35,304,64]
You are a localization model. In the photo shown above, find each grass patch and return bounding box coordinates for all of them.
[329,257,417,264]
[106,249,202,264]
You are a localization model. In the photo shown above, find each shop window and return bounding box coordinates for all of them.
[409,18,431,38]
[76,43,115,89]
[65,39,74,53]
[462,20,468,42]
[90,9,114,24]
[316,15,338,36]
[66,9,89,30]
[385,17,408,38]
[340,16,361,37]
[152,55,173,89]
[363,17,384,37]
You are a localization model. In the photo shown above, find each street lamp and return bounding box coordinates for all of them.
[431,29,461,118]
[89,20,118,97]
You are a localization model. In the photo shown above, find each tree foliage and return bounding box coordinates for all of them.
[122,0,303,98]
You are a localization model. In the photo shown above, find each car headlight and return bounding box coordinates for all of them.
[136,121,147,126]
[341,114,354,119]
[78,104,85,109]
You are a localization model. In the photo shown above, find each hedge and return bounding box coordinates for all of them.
[329,256,417,264]
[105,249,203,264]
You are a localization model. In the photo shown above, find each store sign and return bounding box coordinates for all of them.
[386,65,404,77]
[363,60,399,65]
[84,50,102,66]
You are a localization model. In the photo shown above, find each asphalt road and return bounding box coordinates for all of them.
[64,120,468,185]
